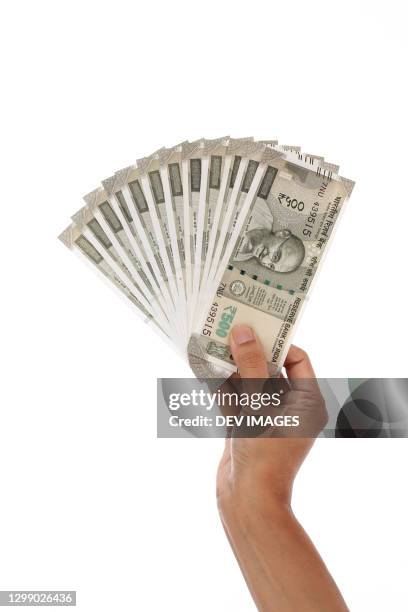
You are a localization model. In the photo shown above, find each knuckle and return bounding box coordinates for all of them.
[295,346,310,362]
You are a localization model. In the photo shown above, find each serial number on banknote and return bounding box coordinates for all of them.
[202,302,237,338]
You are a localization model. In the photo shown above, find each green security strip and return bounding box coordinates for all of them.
[262,279,297,294]
[229,265,295,294]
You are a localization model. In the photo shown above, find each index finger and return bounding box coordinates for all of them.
[284,345,321,395]
[284,345,316,379]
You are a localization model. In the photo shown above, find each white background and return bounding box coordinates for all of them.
[1,0,407,610]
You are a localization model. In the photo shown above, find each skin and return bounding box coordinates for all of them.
[216,324,349,612]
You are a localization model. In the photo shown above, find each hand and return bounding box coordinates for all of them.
[217,324,327,509]
[216,325,348,612]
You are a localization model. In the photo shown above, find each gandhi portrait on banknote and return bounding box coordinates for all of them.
[233,226,305,274]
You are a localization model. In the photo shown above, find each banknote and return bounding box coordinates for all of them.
[178,139,206,329]
[107,164,186,344]
[177,138,322,329]
[59,135,354,378]
[101,172,174,318]
[137,148,189,340]
[205,141,268,289]
[80,188,156,299]
[58,223,175,350]
[206,143,341,296]
[70,200,174,341]
[186,137,234,330]
[156,144,187,283]
[188,147,354,379]
[156,139,222,331]
[200,138,254,293]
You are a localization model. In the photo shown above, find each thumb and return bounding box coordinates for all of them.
[229,325,269,380]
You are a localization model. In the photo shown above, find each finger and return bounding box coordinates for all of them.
[284,344,321,395]
[284,345,316,379]
[229,325,268,396]
[230,325,269,379]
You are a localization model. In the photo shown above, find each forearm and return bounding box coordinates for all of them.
[219,488,349,612]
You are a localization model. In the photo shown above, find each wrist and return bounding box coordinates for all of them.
[218,477,292,529]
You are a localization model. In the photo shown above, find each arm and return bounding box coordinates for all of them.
[217,325,349,612]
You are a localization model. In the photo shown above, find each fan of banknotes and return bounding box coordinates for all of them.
[59,137,354,379]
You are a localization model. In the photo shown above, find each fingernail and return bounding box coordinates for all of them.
[231,325,254,345]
